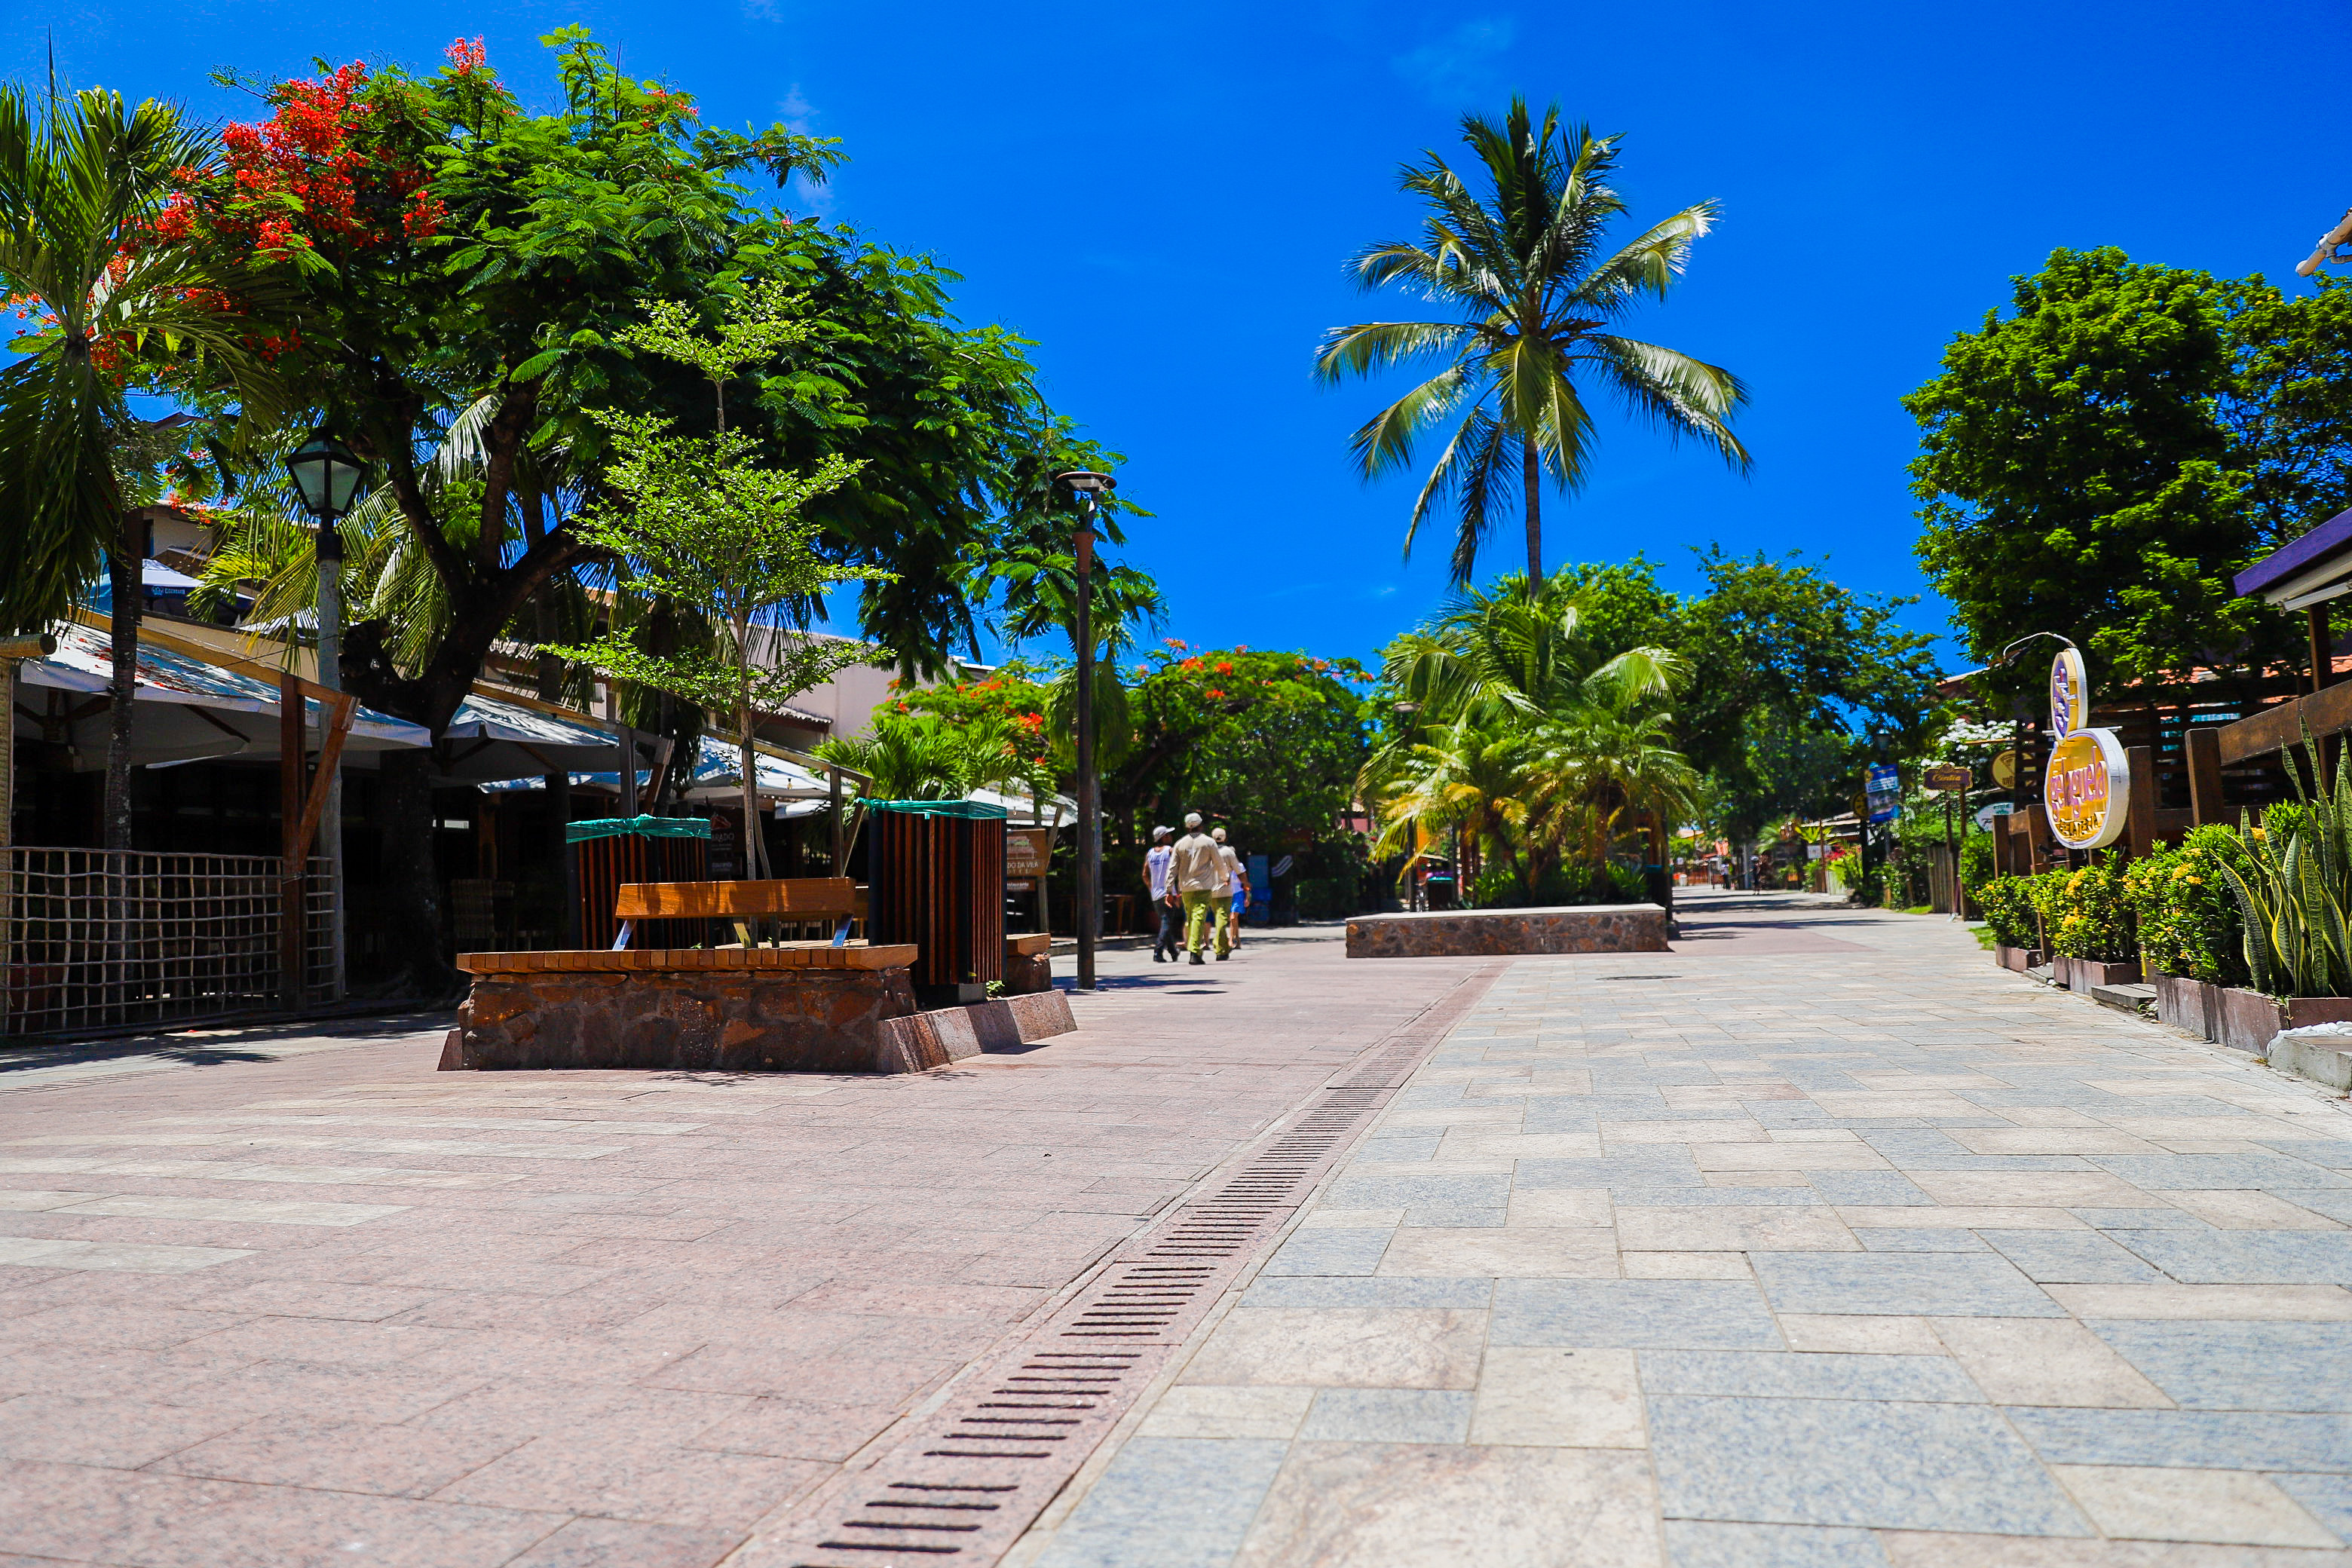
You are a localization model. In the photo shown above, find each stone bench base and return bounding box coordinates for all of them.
[449,965,918,1073]
[1346,903,1669,959]
[876,991,1077,1071]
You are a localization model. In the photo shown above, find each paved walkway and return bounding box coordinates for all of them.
[3,897,2350,1566]
[1014,892,2352,1567]
[0,923,1487,1566]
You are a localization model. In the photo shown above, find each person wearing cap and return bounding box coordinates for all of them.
[1212,827,1246,957]
[1171,813,1228,963]
[1144,825,1181,963]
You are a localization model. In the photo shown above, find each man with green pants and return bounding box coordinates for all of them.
[1171,813,1228,964]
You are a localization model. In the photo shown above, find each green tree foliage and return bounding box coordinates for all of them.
[1316,99,1747,584]
[813,712,1028,804]
[1546,553,1941,844]
[1909,248,2352,698]
[0,84,286,848]
[545,286,876,877]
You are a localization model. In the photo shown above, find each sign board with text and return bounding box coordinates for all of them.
[2043,649,2128,850]
[1923,764,1973,793]
[1005,827,1052,882]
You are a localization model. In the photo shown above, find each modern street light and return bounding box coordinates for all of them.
[1054,469,1114,992]
[285,432,368,1003]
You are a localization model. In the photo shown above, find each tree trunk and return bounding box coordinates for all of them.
[740,703,764,882]
[103,540,140,853]
[377,749,456,996]
[1521,439,1542,586]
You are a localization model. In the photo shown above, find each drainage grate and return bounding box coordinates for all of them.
[755,963,1505,1568]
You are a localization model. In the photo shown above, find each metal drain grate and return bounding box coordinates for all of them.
[758,965,1505,1568]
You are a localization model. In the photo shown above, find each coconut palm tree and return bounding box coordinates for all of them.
[0,82,283,849]
[1316,99,1749,586]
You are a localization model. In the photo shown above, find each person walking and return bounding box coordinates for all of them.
[1213,827,1247,954]
[1171,813,1228,965]
[1145,825,1181,963]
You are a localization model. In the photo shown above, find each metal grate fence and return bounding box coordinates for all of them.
[2,849,332,1037]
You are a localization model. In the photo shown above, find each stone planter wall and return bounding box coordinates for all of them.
[1995,945,2042,973]
[454,966,917,1073]
[1346,903,1668,960]
[2054,955,2140,994]
[876,990,1077,1071]
[2210,988,2352,1056]
[2269,1030,2352,1091]
[2150,972,2221,1041]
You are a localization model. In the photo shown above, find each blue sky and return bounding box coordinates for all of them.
[23,0,2351,672]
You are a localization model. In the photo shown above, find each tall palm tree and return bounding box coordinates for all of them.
[1317,99,1750,586]
[0,83,283,850]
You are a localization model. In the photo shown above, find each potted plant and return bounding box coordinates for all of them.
[1977,874,2041,972]
[2211,757,2352,1054]
[2047,853,2139,993]
[2124,826,2243,1042]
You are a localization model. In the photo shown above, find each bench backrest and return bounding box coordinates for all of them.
[615,877,865,921]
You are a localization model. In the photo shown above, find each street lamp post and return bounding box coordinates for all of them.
[1054,470,1115,992]
[286,433,368,1003]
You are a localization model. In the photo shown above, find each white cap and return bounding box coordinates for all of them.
[1184,812,1202,827]
[1211,827,1227,842]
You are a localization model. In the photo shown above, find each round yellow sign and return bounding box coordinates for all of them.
[2045,729,2130,850]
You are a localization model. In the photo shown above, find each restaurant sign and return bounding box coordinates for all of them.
[2044,648,2129,850]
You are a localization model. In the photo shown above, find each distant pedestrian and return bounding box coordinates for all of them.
[1145,825,1181,963]
[1171,813,1228,964]
[1213,827,1247,954]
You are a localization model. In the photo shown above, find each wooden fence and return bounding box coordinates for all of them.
[2,848,331,1037]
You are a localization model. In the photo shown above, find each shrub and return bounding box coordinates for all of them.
[2048,853,2132,960]
[1471,859,1645,908]
[1976,875,2039,949]
[2124,825,2246,985]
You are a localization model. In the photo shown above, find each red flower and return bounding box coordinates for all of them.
[446,37,486,75]
[1205,689,1226,699]
[1214,661,1233,675]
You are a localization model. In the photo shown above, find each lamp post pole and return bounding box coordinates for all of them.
[286,433,367,1005]
[1055,470,1116,992]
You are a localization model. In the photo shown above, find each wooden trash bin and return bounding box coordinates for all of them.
[866,800,1006,999]
[568,816,712,951]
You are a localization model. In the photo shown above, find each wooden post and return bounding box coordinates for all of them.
[2311,605,2335,694]
[2186,725,2225,826]
[2126,744,2157,858]
[828,766,844,875]
[279,672,304,1013]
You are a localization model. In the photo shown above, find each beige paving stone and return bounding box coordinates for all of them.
[1298,1208,1405,1230]
[1836,1205,2087,1230]
[1807,1091,1989,1118]
[1617,1208,1857,1254]
[1597,1121,1769,1144]
[1622,1251,1751,1279]
[1659,1085,1806,1108]
[1704,1171,1815,1187]
[1851,1074,2008,1090]
[2106,1116,2320,1141]
[1946,1129,2164,1156]
[1766,1129,1870,1144]
[1878,1530,2346,1564]
[1907,1171,2158,1207]
[0,1190,108,1211]
[1468,1347,1645,1447]
[1179,1308,1488,1389]
[1691,1143,1891,1171]
[1776,1314,1944,1354]
[1994,1107,2110,1128]
[2164,1190,2347,1230]
[1930,1318,2172,1408]
[1381,1107,1523,1129]
[1135,1384,1314,1439]
[1233,1442,1662,1567]
[1507,1190,1613,1227]
[1378,1227,1619,1279]
[1443,1133,1605,1160]
[2044,1285,2352,1320]
[2052,1465,2340,1548]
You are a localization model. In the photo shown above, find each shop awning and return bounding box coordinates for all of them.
[14,622,430,770]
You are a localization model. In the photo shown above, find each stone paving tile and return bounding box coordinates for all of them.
[1010,892,2352,1568]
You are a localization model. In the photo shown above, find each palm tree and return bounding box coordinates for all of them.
[814,712,1028,803]
[0,83,283,850]
[1317,99,1749,586]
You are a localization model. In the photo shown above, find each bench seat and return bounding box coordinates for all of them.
[458,942,917,976]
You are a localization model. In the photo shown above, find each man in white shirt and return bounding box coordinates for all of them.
[1144,825,1179,963]
[1213,827,1247,956]
[1170,813,1228,964]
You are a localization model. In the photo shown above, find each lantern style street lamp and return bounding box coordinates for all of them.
[285,431,367,1001]
[1054,469,1114,992]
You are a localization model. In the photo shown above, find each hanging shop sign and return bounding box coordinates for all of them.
[2042,648,2129,850]
[1865,762,1901,825]
[1992,749,2017,789]
[1923,764,1973,793]
[1973,800,2017,832]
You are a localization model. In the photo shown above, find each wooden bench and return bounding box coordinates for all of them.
[450,877,919,1073]
[611,877,868,951]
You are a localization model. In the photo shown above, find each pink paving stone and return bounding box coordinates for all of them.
[0,1393,252,1468]
[0,930,1484,1558]
[500,1517,742,1568]
[150,1415,530,1497]
[427,1435,826,1529]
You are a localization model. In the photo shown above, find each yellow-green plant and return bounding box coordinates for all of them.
[2049,853,2132,960]
[2217,737,2352,998]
